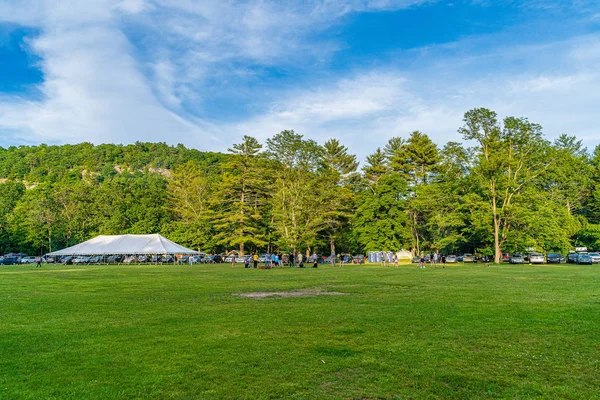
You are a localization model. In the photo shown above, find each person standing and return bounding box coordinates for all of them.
[253,253,258,269]
[298,253,304,268]
[313,253,318,268]
[289,252,294,267]
[35,256,42,268]
[330,252,336,267]
[441,254,446,268]
[394,254,399,269]
[419,255,426,269]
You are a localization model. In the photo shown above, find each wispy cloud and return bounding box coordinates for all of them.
[0,0,599,158]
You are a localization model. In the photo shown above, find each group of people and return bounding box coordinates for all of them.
[418,253,447,269]
[240,252,320,269]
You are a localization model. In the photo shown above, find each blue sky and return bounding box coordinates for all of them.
[1,0,599,159]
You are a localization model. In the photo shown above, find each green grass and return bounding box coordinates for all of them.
[1,262,599,399]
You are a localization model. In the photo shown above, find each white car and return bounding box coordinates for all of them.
[589,252,600,264]
[528,252,545,264]
[20,256,37,264]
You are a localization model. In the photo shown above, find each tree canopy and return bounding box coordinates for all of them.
[1,108,599,258]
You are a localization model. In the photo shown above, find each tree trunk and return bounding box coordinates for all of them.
[240,242,244,257]
[493,214,501,264]
[330,237,335,255]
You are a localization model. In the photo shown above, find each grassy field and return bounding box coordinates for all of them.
[1,262,599,399]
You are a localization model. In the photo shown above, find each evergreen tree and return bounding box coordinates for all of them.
[319,138,358,255]
[212,136,269,255]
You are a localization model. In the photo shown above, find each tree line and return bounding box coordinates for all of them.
[1,108,600,263]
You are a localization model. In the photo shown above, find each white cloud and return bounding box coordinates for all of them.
[0,1,223,148]
[232,32,600,159]
[0,0,599,159]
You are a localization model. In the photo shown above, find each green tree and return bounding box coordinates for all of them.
[213,136,270,255]
[353,172,412,252]
[166,162,216,251]
[460,108,552,263]
[319,138,358,255]
[0,181,26,253]
[387,131,440,254]
[266,130,326,253]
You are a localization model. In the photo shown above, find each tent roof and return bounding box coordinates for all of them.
[47,234,199,256]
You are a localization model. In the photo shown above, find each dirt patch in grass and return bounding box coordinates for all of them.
[235,289,347,299]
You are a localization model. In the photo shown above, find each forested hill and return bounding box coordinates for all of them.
[0,142,226,183]
[0,142,228,256]
[2,109,600,261]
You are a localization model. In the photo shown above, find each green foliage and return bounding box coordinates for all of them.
[353,173,412,251]
[1,109,599,257]
[212,136,270,254]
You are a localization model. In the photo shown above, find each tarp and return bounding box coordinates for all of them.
[47,234,199,256]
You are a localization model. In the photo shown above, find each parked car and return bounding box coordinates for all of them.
[462,253,475,263]
[20,256,36,264]
[457,255,464,262]
[576,253,593,265]
[510,253,525,264]
[588,252,600,264]
[353,255,366,264]
[566,253,579,264]
[0,256,17,265]
[123,255,137,264]
[501,252,511,263]
[61,256,74,265]
[340,254,353,264]
[73,256,91,264]
[446,255,458,263]
[528,252,545,264]
[546,253,563,264]
[411,256,421,263]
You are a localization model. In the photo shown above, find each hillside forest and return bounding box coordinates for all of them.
[2,108,600,263]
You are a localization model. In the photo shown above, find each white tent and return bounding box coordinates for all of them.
[47,234,199,256]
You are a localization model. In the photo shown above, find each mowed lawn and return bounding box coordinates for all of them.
[1,263,599,399]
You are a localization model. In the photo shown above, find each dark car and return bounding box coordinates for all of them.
[546,253,562,264]
[457,255,464,262]
[205,255,223,263]
[353,255,365,264]
[501,252,511,263]
[566,253,579,264]
[0,256,17,265]
[510,253,525,264]
[61,256,74,265]
[576,254,593,265]
[340,254,353,263]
